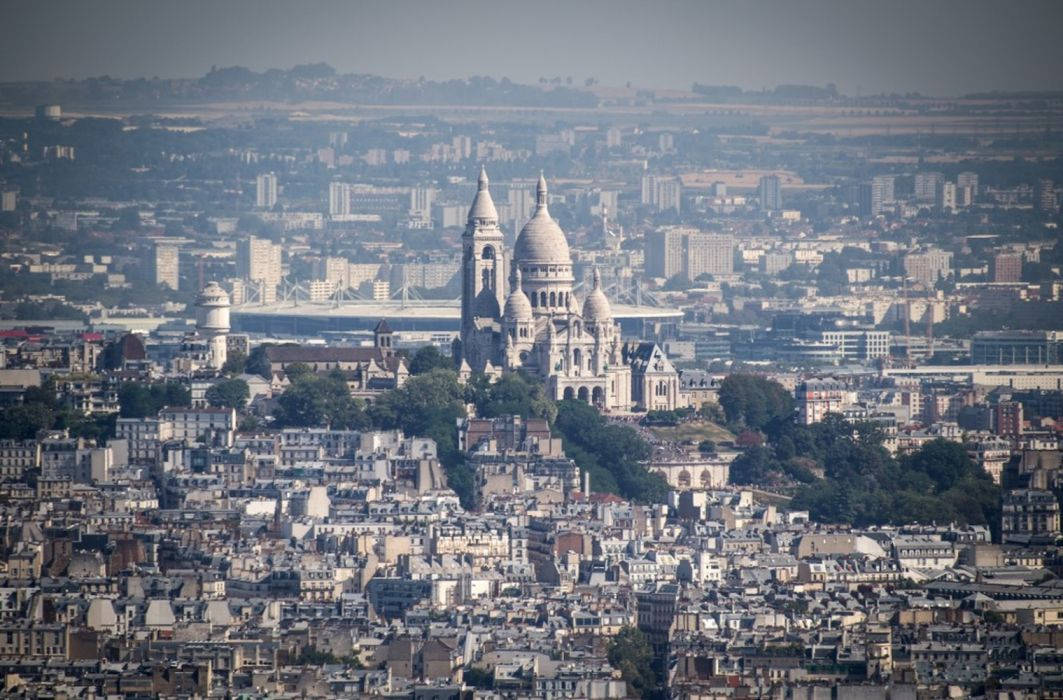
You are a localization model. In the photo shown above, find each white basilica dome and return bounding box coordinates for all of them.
[514,174,570,265]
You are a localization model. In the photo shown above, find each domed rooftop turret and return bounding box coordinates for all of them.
[467,165,498,224]
[196,280,230,306]
[514,173,570,265]
[503,268,533,321]
[582,268,613,323]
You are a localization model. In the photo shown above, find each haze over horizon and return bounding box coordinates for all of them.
[3,0,1063,97]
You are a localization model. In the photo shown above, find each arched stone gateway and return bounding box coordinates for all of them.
[577,386,590,402]
[592,386,605,405]
[563,387,575,400]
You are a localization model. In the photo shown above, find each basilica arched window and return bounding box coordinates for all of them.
[540,291,547,307]
[482,246,494,260]
[549,292,556,307]
[481,269,492,290]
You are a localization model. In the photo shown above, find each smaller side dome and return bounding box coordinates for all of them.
[582,268,612,323]
[503,267,533,321]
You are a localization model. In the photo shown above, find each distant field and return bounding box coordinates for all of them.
[647,420,735,445]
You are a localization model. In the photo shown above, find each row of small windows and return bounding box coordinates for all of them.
[530,291,570,308]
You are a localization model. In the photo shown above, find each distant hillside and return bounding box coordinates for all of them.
[0,63,600,110]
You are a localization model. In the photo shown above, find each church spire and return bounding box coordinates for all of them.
[467,165,498,224]
[536,171,548,209]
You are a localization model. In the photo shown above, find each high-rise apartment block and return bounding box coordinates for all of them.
[938,181,958,211]
[1036,179,1058,213]
[410,186,435,222]
[328,182,351,216]
[641,175,682,213]
[992,252,1023,283]
[903,249,952,287]
[914,172,944,202]
[957,171,979,198]
[237,236,283,291]
[645,228,734,282]
[256,172,278,209]
[758,175,782,212]
[154,242,180,290]
[872,175,895,205]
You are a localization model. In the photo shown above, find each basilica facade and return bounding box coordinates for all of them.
[456,167,638,410]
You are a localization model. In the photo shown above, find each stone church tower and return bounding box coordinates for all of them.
[458,166,507,372]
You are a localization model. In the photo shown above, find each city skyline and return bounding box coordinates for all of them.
[2,0,1063,96]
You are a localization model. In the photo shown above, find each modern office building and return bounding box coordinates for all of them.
[970,331,1063,365]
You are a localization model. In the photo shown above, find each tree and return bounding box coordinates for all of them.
[283,362,314,382]
[118,381,190,418]
[607,627,657,699]
[468,372,557,423]
[246,344,274,379]
[0,403,54,440]
[554,399,666,503]
[221,350,247,376]
[902,438,986,491]
[729,446,776,485]
[409,345,452,375]
[205,378,250,410]
[275,371,368,430]
[718,374,794,430]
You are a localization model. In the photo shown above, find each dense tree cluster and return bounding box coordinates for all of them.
[0,382,117,442]
[274,369,368,430]
[718,374,794,430]
[407,345,453,375]
[722,399,1002,534]
[117,381,190,418]
[554,399,668,504]
[205,378,250,410]
[607,626,661,699]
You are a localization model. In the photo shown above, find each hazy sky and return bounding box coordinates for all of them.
[3,0,1062,96]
